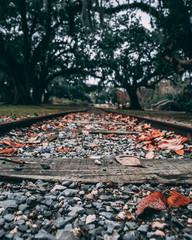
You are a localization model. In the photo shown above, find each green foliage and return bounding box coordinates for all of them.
[174,83,192,112]
[49,78,92,103]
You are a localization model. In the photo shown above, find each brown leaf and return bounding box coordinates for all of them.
[167,191,192,208]
[115,156,145,167]
[158,138,184,150]
[145,152,154,159]
[124,210,134,220]
[85,190,98,199]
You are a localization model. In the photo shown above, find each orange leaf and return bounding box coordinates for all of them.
[135,192,167,216]
[174,149,184,155]
[56,148,70,152]
[2,140,24,148]
[0,148,17,155]
[73,132,80,135]
[181,137,188,143]
[167,191,192,208]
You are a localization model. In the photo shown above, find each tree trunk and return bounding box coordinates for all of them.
[12,77,33,105]
[127,88,142,110]
[32,82,46,104]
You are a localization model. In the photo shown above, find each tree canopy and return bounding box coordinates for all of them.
[0,0,191,108]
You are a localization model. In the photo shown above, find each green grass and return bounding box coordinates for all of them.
[0,104,82,118]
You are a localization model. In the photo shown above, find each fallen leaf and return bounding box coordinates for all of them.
[152,222,166,230]
[2,140,24,148]
[154,230,165,237]
[167,191,192,208]
[115,156,145,167]
[181,137,188,143]
[0,148,17,155]
[56,148,70,152]
[145,152,154,159]
[148,144,155,150]
[124,210,134,220]
[135,192,167,216]
[174,149,184,155]
[85,190,98,200]
[158,138,184,150]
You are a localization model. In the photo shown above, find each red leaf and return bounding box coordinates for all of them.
[167,191,192,208]
[135,192,167,216]
[0,148,17,155]
[2,140,24,148]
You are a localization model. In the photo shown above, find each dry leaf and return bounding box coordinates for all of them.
[174,149,184,155]
[145,152,154,159]
[152,222,166,230]
[125,210,134,220]
[158,138,184,150]
[56,148,70,152]
[115,156,145,167]
[135,192,167,216]
[167,191,192,208]
[85,190,98,199]
[2,139,24,148]
[0,148,17,155]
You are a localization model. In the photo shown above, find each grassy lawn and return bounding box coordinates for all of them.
[0,104,83,118]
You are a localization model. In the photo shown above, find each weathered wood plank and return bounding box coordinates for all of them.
[0,157,191,184]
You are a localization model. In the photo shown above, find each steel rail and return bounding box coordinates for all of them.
[0,107,88,135]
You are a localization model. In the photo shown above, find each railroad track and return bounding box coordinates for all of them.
[0,107,191,184]
[0,107,88,135]
[101,108,192,140]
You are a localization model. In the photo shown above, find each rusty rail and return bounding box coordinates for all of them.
[0,107,88,135]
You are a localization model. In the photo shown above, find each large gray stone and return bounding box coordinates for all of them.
[61,189,78,197]
[68,206,85,217]
[123,231,140,240]
[34,229,55,240]
[56,230,78,240]
[0,200,18,209]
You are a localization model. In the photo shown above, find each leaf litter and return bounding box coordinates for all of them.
[0,112,191,161]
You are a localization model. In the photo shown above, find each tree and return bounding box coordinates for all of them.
[0,0,88,104]
[80,0,192,75]
[94,15,162,109]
